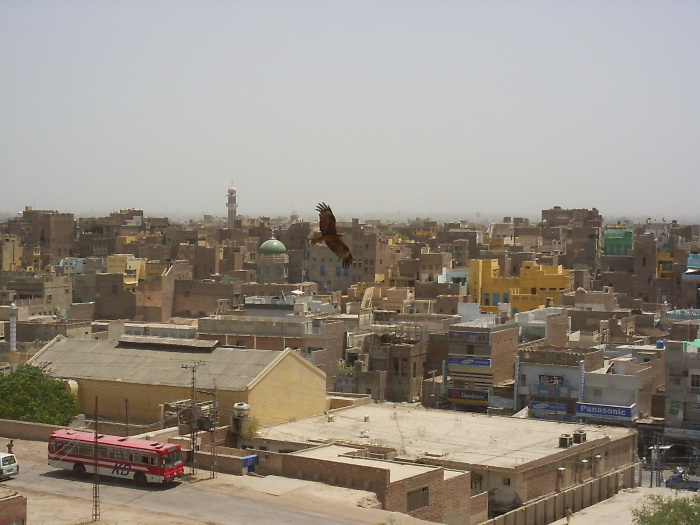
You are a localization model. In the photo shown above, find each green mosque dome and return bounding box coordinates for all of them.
[259,238,287,255]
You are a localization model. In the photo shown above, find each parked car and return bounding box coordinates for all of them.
[665,468,700,491]
[0,452,19,480]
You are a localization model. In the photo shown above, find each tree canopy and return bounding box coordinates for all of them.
[632,492,700,525]
[0,364,81,425]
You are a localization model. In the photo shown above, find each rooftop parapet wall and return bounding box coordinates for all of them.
[519,346,604,369]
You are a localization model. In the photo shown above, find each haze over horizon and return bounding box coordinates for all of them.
[2,2,699,223]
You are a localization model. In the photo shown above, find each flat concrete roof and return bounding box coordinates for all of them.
[293,444,438,482]
[259,403,633,470]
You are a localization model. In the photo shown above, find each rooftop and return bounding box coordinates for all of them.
[259,403,632,470]
[28,336,285,391]
[292,444,445,482]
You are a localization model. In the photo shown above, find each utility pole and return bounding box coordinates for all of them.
[92,396,100,523]
[210,382,218,479]
[182,361,204,475]
[553,378,561,422]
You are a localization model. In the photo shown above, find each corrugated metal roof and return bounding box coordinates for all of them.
[29,337,282,391]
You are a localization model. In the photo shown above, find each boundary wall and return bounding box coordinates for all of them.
[478,463,639,525]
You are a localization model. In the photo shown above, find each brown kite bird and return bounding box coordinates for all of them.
[311,202,353,268]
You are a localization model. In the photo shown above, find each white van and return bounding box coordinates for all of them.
[0,452,19,479]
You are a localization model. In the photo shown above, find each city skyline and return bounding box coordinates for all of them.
[2,2,699,222]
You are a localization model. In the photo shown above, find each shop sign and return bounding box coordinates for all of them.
[447,356,492,368]
[448,389,489,404]
[529,401,567,415]
[576,402,636,421]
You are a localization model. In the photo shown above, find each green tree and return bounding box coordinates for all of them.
[241,417,260,440]
[632,493,700,525]
[0,364,81,425]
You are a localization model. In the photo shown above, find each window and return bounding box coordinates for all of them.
[493,293,500,306]
[47,295,52,303]
[484,293,490,306]
[320,266,325,276]
[503,293,510,303]
[691,374,700,389]
[503,477,511,485]
[407,487,429,511]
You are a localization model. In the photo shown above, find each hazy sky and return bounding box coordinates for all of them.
[2,2,699,223]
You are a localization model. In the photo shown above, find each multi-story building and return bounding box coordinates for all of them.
[603,227,634,256]
[340,324,426,403]
[8,207,76,268]
[0,272,72,317]
[106,254,146,291]
[665,337,700,448]
[445,320,518,411]
[469,259,572,314]
[0,234,22,271]
[681,254,700,308]
[306,218,401,293]
[541,206,603,228]
[517,346,601,422]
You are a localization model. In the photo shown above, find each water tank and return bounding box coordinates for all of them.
[233,402,250,417]
[656,340,665,349]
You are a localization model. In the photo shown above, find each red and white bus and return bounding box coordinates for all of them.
[48,429,184,486]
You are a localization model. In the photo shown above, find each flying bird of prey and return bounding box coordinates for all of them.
[311,202,353,268]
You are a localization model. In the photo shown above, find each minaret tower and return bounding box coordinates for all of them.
[227,186,238,229]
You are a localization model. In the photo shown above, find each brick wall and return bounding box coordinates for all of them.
[479,464,637,525]
[0,490,27,525]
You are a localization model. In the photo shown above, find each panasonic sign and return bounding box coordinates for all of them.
[576,402,637,421]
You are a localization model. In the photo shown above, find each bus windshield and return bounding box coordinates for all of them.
[163,449,182,469]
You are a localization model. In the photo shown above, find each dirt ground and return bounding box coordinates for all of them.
[2,437,428,525]
[548,485,698,525]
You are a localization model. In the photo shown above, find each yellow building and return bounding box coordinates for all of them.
[29,335,327,428]
[657,252,674,280]
[106,254,146,290]
[469,259,572,314]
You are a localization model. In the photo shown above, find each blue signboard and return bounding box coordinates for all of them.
[447,356,492,368]
[529,401,567,414]
[576,403,637,421]
[530,384,560,396]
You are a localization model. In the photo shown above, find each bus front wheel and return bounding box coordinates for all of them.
[134,472,147,487]
[73,463,87,479]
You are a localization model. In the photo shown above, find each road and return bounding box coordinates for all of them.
[5,463,366,525]
[1,440,428,525]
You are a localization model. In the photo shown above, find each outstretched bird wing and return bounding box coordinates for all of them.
[314,202,353,268]
[316,202,338,236]
[326,237,353,268]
